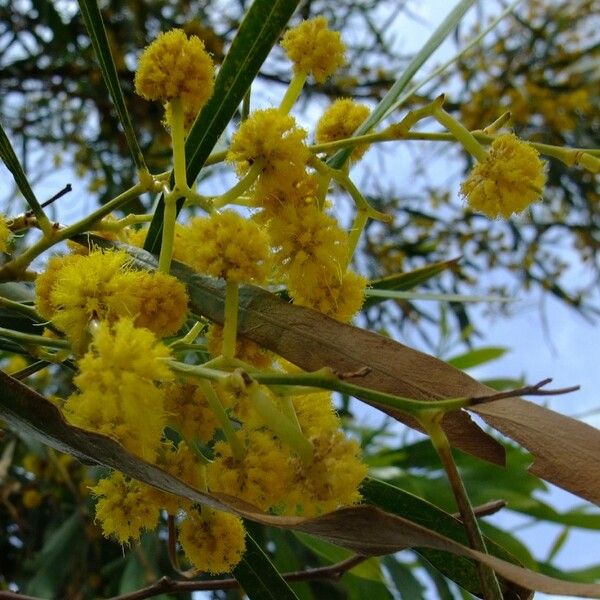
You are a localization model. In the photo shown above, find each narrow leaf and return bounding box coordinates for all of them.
[473,399,600,506]
[327,0,476,169]
[144,0,300,254]
[2,373,600,598]
[0,120,47,222]
[233,533,300,600]
[364,259,459,309]
[77,0,146,170]
[447,347,509,370]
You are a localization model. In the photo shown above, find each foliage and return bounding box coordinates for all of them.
[0,1,599,599]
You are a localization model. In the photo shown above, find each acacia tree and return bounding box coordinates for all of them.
[0,1,599,599]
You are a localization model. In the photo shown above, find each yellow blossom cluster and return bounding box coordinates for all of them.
[281,16,346,83]
[134,28,215,131]
[35,250,188,352]
[24,16,373,577]
[460,133,547,218]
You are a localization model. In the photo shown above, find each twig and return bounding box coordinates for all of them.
[469,378,580,406]
[28,554,370,600]
[453,499,506,521]
[41,183,72,208]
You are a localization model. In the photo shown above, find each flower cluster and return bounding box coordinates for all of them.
[460,133,546,218]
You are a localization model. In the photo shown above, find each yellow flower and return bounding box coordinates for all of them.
[227,108,309,188]
[316,98,371,159]
[92,471,160,543]
[281,17,346,83]
[180,211,271,283]
[164,382,220,443]
[149,442,206,513]
[64,319,171,461]
[179,508,246,574]
[460,133,546,218]
[207,430,293,511]
[268,203,348,279]
[134,28,214,106]
[253,170,319,214]
[285,431,367,517]
[119,270,189,337]
[36,250,189,351]
[288,269,366,323]
[293,392,340,438]
[0,214,11,253]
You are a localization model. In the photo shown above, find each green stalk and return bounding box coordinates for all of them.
[433,107,487,162]
[0,327,70,350]
[246,381,313,464]
[197,380,245,461]
[347,209,368,266]
[279,72,307,114]
[212,162,263,209]
[420,410,503,600]
[222,280,240,361]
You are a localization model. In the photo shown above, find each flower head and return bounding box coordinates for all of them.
[316,98,371,159]
[92,471,160,543]
[134,28,214,105]
[180,211,271,283]
[65,319,171,460]
[35,250,188,351]
[227,109,309,189]
[179,508,246,574]
[281,17,346,83]
[460,133,546,218]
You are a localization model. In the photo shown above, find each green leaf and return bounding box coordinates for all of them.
[77,0,146,170]
[233,533,300,600]
[360,478,530,598]
[267,529,314,600]
[327,0,477,169]
[382,556,426,600]
[446,347,509,370]
[363,259,459,309]
[144,0,300,254]
[0,120,47,223]
[294,531,384,582]
[26,512,84,596]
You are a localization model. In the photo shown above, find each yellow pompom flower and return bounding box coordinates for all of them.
[180,211,271,283]
[293,392,340,438]
[285,431,367,517]
[119,270,189,337]
[149,442,206,513]
[227,109,309,188]
[316,98,371,159]
[269,203,348,278]
[163,382,220,443]
[179,508,246,574]
[134,28,214,106]
[207,324,272,368]
[253,170,319,214]
[0,214,11,253]
[207,430,292,511]
[65,319,172,461]
[288,269,366,323]
[460,133,546,218]
[281,17,346,83]
[92,471,160,543]
[36,250,188,351]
